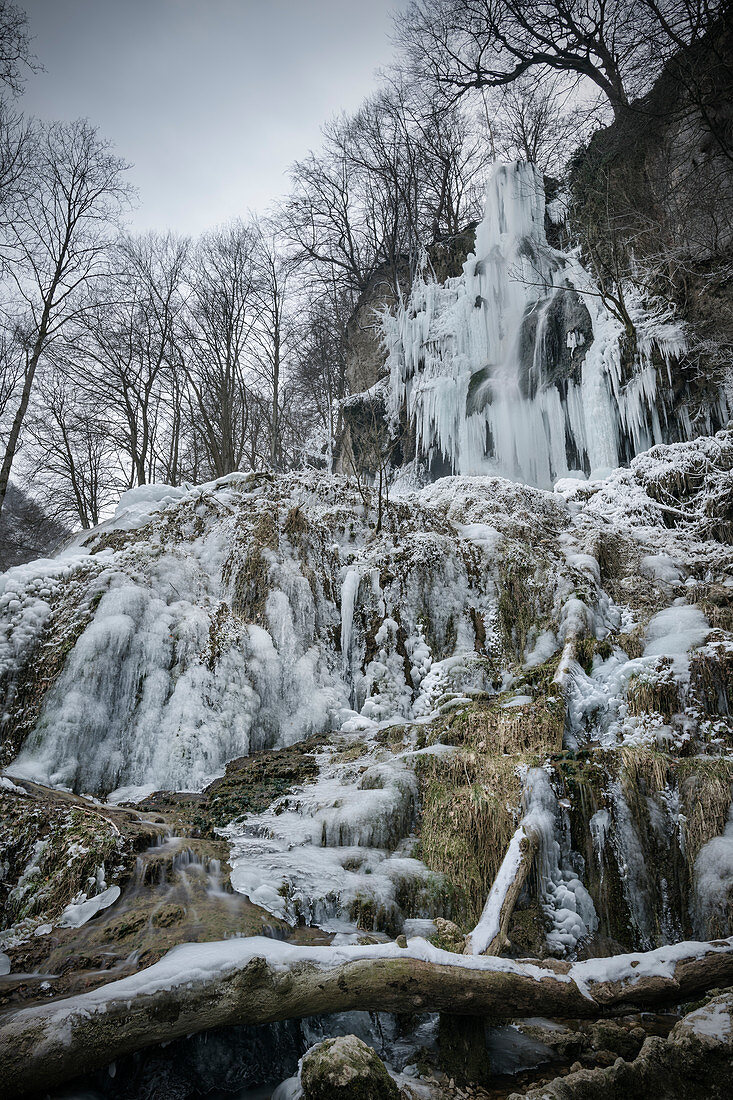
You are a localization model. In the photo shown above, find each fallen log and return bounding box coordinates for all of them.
[1,935,732,1097]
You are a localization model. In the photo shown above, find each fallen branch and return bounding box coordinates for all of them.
[465,822,540,955]
[1,936,732,1096]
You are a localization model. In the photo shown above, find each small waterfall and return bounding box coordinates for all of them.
[224,736,443,935]
[384,161,725,488]
[522,768,598,953]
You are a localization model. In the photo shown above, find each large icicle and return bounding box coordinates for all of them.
[384,161,703,489]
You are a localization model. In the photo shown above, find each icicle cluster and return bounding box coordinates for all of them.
[384,161,722,488]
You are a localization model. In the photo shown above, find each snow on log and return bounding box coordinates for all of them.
[465,823,540,955]
[2,935,733,1096]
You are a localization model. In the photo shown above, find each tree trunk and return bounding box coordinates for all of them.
[1,936,732,1097]
[0,347,38,516]
[271,336,280,470]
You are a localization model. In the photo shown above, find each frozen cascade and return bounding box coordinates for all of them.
[694,803,733,938]
[0,431,726,809]
[384,161,723,488]
[523,768,598,953]
[608,781,657,948]
[223,730,444,934]
[589,809,611,879]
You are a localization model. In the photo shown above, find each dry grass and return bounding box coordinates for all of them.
[625,658,679,719]
[284,505,308,541]
[619,745,670,797]
[615,628,645,660]
[689,642,733,717]
[495,553,554,666]
[677,758,733,866]
[414,690,562,927]
[618,749,733,869]
[416,749,522,927]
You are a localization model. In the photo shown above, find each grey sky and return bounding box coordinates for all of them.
[22,0,407,235]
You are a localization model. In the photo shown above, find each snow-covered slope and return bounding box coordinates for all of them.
[0,430,731,966]
[0,432,728,790]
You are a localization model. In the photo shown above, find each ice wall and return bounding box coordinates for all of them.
[384,161,713,489]
[1,428,728,802]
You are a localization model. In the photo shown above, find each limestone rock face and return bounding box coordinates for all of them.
[300,1034,400,1100]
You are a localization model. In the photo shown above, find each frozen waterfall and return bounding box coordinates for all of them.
[384,161,704,489]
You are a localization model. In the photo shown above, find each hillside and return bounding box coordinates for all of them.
[1,423,732,1098]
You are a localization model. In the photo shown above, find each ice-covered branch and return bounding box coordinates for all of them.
[465,821,540,955]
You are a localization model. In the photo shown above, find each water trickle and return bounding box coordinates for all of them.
[523,768,598,954]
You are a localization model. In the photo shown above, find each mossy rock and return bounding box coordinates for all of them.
[106,911,147,940]
[151,903,185,928]
[135,734,326,832]
[300,1034,399,1100]
[0,791,125,928]
[584,1020,645,1060]
[430,917,466,953]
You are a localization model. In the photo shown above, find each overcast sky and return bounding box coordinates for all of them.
[22,0,407,236]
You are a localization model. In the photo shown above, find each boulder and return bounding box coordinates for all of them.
[508,990,733,1099]
[300,1034,399,1100]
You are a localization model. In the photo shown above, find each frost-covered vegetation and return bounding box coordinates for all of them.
[0,426,730,967]
[1,3,732,1098]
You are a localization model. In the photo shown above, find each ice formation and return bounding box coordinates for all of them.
[522,768,598,953]
[1,470,587,796]
[384,161,727,488]
[223,731,440,934]
[0,426,730,966]
[694,805,733,938]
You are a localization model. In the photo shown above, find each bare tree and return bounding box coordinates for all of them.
[248,219,298,470]
[0,99,31,230]
[0,1,35,96]
[0,119,129,516]
[26,373,119,529]
[294,280,352,465]
[395,0,724,121]
[282,123,382,298]
[181,220,257,477]
[65,231,187,489]
[383,79,489,242]
[490,73,586,175]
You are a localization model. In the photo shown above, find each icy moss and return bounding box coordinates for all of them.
[496,553,554,664]
[625,657,679,719]
[574,635,614,674]
[0,792,124,927]
[300,1034,399,1100]
[223,509,280,624]
[689,641,733,718]
[197,734,325,829]
[347,893,399,936]
[677,758,733,866]
[415,704,530,926]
